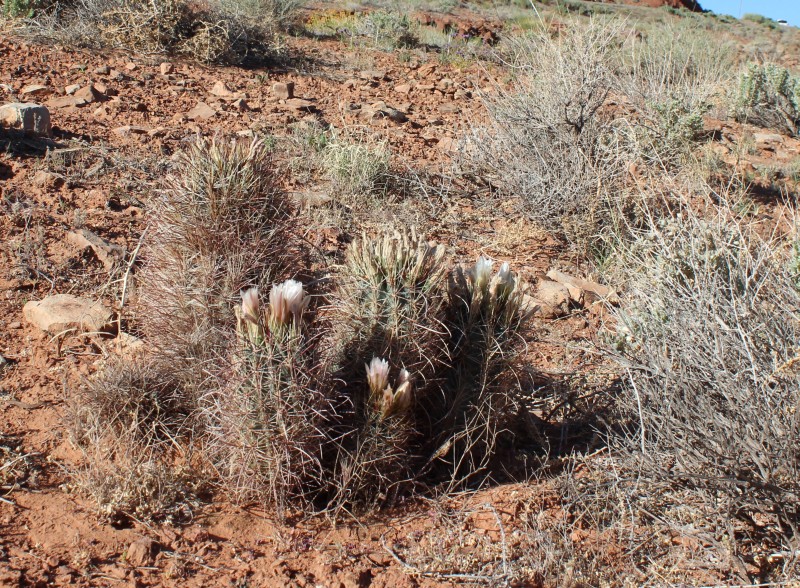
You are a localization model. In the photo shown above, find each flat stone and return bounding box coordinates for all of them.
[66,229,125,271]
[283,98,314,112]
[394,83,413,94]
[115,332,144,356]
[20,84,51,97]
[0,103,52,137]
[754,132,784,144]
[437,136,459,152]
[160,62,174,75]
[546,270,619,305]
[112,125,149,137]
[186,101,216,120]
[23,294,114,335]
[74,85,101,104]
[65,84,81,95]
[359,70,386,81]
[210,80,237,98]
[32,170,65,190]
[47,95,84,109]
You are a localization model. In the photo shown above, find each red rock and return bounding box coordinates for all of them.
[20,84,50,97]
[112,125,149,137]
[31,170,65,190]
[126,538,155,567]
[47,95,82,108]
[283,98,314,112]
[74,85,100,104]
[186,101,216,120]
[272,81,294,99]
[0,102,52,136]
[23,294,114,334]
[210,80,237,98]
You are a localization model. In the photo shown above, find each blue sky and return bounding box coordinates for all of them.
[700,0,800,27]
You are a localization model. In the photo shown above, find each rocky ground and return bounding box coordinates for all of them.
[2,2,800,586]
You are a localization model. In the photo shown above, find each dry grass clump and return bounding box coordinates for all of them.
[138,137,292,395]
[1,436,35,499]
[68,358,202,522]
[26,0,299,63]
[606,195,800,551]
[321,130,391,202]
[354,10,418,50]
[471,20,621,239]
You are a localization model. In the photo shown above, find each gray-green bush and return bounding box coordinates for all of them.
[620,24,733,166]
[732,62,800,136]
[26,0,300,63]
[472,20,621,238]
[608,198,800,541]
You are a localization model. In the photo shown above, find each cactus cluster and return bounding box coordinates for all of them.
[212,232,532,511]
[80,138,534,517]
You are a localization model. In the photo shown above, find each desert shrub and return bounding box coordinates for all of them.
[742,13,778,28]
[321,131,391,200]
[1,0,35,18]
[355,10,418,49]
[69,359,202,522]
[216,0,300,31]
[731,62,800,136]
[620,24,733,166]
[472,20,621,238]
[138,137,292,397]
[608,199,800,542]
[26,0,297,63]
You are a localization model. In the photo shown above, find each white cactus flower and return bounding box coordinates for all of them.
[391,379,413,415]
[397,368,411,386]
[270,279,310,326]
[366,357,390,397]
[380,386,395,418]
[241,287,261,324]
[492,262,516,299]
[470,256,493,293]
